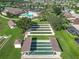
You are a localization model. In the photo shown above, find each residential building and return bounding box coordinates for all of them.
[2,7,24,15]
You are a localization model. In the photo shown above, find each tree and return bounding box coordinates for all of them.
[7,12,14,18]
[53,4,62,15]
[40,10,48,21]
[16,17,32,32]
[47,13,68,31]
[39,3,68,31]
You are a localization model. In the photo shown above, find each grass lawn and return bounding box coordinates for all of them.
[76,10,79,13]
[55,30,79,59]
[30,35,53,40]
[74,7,79,14]
[32,19,49,24]
[0,16,23,59]
[75,10,79,14]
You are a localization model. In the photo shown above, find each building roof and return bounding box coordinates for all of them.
[8,20,16,28]
[4,7,24,15]
[64,12,75,18]
[14,39,21,44]
[71,23,79,31]
[22,37,32,52]
[73,18,79,24]
[50,37,61,52]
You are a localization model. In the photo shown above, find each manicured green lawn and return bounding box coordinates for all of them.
[31,36,53,40]
[55,30,79,59]
[32,19,49,24]
[0,16,23,59]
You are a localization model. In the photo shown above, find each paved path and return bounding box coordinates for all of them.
[21,55,61,59]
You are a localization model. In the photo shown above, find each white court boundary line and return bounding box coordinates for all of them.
[30,31,52,32]
[0,35,11,50]
[29,32,55,35]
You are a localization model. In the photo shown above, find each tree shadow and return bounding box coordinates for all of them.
[30,37,37,53]
[56,38,63,51]
[21,40,24,47]
[31,21,40,31]
[75,37,79,44]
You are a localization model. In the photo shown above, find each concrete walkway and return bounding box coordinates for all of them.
[21,55,61,59]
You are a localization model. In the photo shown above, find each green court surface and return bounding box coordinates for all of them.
[30,38,53,55]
